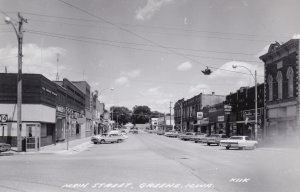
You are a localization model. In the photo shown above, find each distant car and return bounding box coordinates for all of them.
[164,131,178,138]
[206,134,228,146]
[220,136,258,150]
[148,129,157,134]
[0,143,11,153]
[91,132,124,144]
[179,132,196,141]
[156,130,165,135]
[129,127,138,134]
[198,134,211,143]
[119,130,128,140]
[191,133,207,142]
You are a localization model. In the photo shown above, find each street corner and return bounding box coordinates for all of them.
[56,141,94,155]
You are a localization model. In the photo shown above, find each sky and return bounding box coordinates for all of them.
[0,0,300,113]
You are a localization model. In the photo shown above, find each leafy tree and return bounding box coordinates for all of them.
[110,106,132,125]
[131,105,151,124]
[150,111,164,118]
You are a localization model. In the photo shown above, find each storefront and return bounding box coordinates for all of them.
[0,104,56,150]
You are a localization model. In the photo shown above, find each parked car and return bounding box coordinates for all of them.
[91,132,124,144]
[191,133,207,142]
[179,132,196,141]
[0,143,11,153]
[129,128,138,134]
[164,131,178,138]
[156,130,165,135]
[148,129,157,134]
[119,130,129,140]
[206,134,228,146]
[220,136,258,150]
[198,134,211,143]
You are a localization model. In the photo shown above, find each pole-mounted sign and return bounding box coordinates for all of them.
[0,114,8,123]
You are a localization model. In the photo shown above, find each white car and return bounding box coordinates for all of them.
[164,131,178,138]
[91,132,124,144]
[220,136,258,150]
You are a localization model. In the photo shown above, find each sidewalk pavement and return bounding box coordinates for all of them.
[8,136,94,155]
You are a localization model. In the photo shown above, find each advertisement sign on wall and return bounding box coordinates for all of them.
[197,112,203,120]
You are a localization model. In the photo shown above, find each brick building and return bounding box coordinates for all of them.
[174,93,226,132]
[260,39,300,145]
[225,84,264,139]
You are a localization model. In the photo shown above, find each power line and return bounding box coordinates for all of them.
[26,28,260,58]
[17,11,290,39]
[26,29,264,76]
[56,0,269,76]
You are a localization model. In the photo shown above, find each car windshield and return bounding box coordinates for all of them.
[230,136,243,140]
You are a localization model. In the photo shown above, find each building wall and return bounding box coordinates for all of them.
[260,39,300,145]
[0,73,57,108]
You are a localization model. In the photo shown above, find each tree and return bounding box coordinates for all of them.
[110,106,132,126]
[131,105,151,124]
[150,111,164,118]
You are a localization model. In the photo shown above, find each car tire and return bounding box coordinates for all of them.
[195,141,198,143]
[207,143,210,146]
[239,147,244,150]
[217,143,220,146]
[100,140,105,144]
[93,141,98,144]
[226,146,230,150]
[117,139,122,143]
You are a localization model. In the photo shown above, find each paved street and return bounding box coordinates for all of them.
[0,131,300,192]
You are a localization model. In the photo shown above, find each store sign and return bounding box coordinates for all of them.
[243,109,261,117]
[197,112,203,120]
[217,116,224,122]
[224,105,232,112]
[56,106,65,113]
[200,118,209,125]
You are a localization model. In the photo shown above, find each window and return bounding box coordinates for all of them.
[287,67,294,98]
[267,75,273,101]
[276,71,283,99]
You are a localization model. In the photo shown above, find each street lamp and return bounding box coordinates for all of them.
[232,64,258,140]
[5,13,27,152]
[174,102,183,132]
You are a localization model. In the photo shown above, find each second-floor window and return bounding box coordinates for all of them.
[287,67,294,98]
[268,75,273,101]
[276,71,283,100]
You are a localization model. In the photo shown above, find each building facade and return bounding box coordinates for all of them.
[0,73,57,150]
[174,93,226,132]
[54,79,85,141]
[260,39,300,145]
[225,84,265,140]
[72,81,93,137]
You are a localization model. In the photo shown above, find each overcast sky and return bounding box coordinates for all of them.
[0,0,299,112]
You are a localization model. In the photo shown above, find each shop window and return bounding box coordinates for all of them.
[267,75,273,101]
[276,71,283,99]
[287,67,294,98]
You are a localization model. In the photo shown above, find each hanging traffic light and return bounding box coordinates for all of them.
[201,67,212,75]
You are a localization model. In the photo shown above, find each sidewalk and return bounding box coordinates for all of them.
[9,136,94,155]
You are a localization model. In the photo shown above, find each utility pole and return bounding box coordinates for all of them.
[5,13,27,152]
[170,101,172,131]
[254,70,258,140]
[56,53,60,81]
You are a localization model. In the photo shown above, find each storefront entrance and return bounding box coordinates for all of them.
[26,124,40,151]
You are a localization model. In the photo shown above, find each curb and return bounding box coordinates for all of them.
[3,140,93,155]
